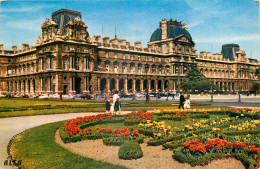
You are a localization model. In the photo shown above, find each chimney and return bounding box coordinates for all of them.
[12,45,17,54]
[95,35,101,42]
[22,43,29,52]
[103,37,110,44]
[119,39,126,46]
[0,44,4,51]
[134,41,142,48]
[160,19,167,40]
[111,38,118,45]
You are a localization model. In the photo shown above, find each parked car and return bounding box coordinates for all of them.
[136,93,146,98]
[4,94,12,98]
[95,94,106,99]
[38,94,49,99]
[22,94,29,98]
[149,93,156,97]
[66,94,76,99]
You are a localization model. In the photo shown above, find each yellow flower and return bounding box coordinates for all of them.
[237,127,243,131]
[241,114,244,116]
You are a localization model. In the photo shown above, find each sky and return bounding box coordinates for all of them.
[0,0,259,60]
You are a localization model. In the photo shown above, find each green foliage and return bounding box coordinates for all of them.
[118,141,143,160]
[181,67,212,92]
[255,68,260,80]
[12,121,126,169]
[250,82,260,93]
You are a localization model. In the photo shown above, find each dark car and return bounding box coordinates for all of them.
[81,94,92,100]
[22,94,29,98]
[4,94,12,98]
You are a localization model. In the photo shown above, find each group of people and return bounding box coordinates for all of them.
[105,91,121,113]
[105,91,190,113]
[179,92,190,109]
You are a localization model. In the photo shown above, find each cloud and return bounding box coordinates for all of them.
[195,34,260,43]
[6,18,44,31]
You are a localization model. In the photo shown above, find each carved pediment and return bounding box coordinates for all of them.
[67,17,87,28]
[175,35,192,43]
[41,18,58,29]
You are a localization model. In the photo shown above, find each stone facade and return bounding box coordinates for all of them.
[0,9,259,95]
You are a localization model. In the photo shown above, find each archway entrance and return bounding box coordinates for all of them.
[158,80,162,91]
[110,79,115,91]
[75,77,81,94]
[151,80,155,90]
[119,79,124,92]
[127,79,132,92]
[100,78,106,92]
[135,79,140,92]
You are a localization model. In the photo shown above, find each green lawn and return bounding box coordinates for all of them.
[0,98,228,118]
[12,121,127,169]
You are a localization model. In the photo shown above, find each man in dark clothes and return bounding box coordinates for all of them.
[105,99,111,113]
[114,98,120,113]
[179,92,185,109]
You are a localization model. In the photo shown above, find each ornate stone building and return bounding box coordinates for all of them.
[0,9,259,95]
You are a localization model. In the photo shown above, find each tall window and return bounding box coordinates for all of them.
[75,57,79,70]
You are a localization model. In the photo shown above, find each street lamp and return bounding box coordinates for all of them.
[145,64,150,103]
[238,81,241,103]
[211,79,213,102]
[166,81,169,101]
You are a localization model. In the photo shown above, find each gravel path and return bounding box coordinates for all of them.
[56,130,245,169]
[0,111,131,169]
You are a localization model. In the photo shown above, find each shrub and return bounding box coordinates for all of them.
[118,141,143,160]
[172,151,188,163]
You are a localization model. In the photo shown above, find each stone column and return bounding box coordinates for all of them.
[25,80,28,94]
[107,78,110,93]
[72,77,75,92]
[133,79,136,92]
[162,80,165,92]
[97,77,101,92]
[148,79,151,92]
[30,80,33,94]
[140,79,144,92]
[69,56,72,69]
[83,76,87,93]
[69,76,73,93]
[124,78,128,93]
[116,78,119,91]
[84,57,86,70]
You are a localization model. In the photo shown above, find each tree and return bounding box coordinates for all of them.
[256,68,260,80]
[181,67,212,93]
[250,83,260,93]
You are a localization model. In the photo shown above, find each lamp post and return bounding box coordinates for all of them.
[211,79,213,102]
[238,81,241,103]
[145,64,150,103]
[166,81,169,101]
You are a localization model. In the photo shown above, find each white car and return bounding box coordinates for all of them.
[38,94,49,99]
[136,93,145,98]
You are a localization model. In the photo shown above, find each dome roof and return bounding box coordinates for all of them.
[150,19,192,42]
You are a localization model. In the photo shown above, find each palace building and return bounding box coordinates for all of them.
[0,9,259,95]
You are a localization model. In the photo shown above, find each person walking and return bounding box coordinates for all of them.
[179,92,185,109]
[111,91,120,112]
[114,98,121,114]
[105,98,111,113]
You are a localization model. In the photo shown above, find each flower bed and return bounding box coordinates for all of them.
[60,108,260,168]
[173,138,260,168]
